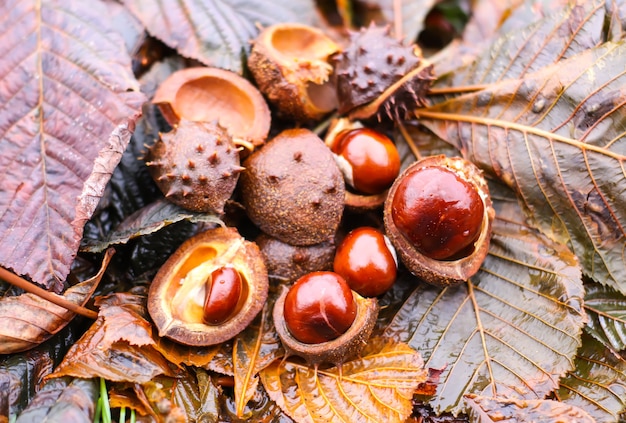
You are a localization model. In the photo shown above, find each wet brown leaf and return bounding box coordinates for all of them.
[171,368,220,423]
[420,41,626,291]
[47,293,176,383]
[0,249,113,354]
[14,377,98,423]
[0,0,145,292]
[435,0,604,86]
[383,207,585,415]
[233,298,284,417]
[466,395,595,422]
[260,338,426,423]
[82,199,223,253]
[122,0,316,73]
[556,333,626,423]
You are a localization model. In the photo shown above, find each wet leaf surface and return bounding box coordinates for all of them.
[420,41,626,291]
[172,368,220,423]
[0,0,144,291]
[436,0,605,86]
[584,284,626,354]
[260,338,426,423]
[556,333,626,423]
[82,199,223,253]
[383,207,585,415]
[0,249,113,354]
[47,293,176,383]
[466,395,595,423]
[233,297,284,417]
[15,377,98,423]
[122,0,316,73]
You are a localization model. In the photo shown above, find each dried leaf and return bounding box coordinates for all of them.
[0,249,113,354]
[419,41,626,291]
[47,293,176,383]
[233,298,284,417]
[15,377,98,423]
[82,199,223,253]
[260,338,426,423]
[584,284,626,353]
[383,212,585,415]
[556,333,626,423]
[0,0,145,291]
[466,395,595,423]
[122,0,316,73]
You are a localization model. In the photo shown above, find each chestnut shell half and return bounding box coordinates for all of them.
[153,67,271,147]
[148,227,268,346]
[273,284,378,366]
[383,155,495,287]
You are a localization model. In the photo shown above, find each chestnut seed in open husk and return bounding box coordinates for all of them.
[273,272,379,366]
[383,155,495,287]
[248,23,340,122]
[148,227,268,346]
[239,128,345,246]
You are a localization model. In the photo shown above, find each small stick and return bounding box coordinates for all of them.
[0,266,98,319]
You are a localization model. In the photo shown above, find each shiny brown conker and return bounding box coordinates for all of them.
[203,266,243,325]
[391,166,484,260]
[383,155,494,287]
[147,227,268,346]
[331,128,401,195]
[283,271,357,344]
[333,227,397,297]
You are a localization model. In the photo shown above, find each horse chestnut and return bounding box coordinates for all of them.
[273,271,379,365]
[283,272,356,344]
[148,227,268,346]
[203,266,243,325]
[331,128,401,195]
[333,227,397,297]
[384,155,494,287]
[391,166,484,260]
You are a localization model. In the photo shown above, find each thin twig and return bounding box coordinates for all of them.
[393,0,403,40]
[0,266,98,319]
[397,119,422,160]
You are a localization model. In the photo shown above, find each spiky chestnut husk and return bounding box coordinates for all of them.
[383,155,495,287]
[239,128,345,246]
[332,24,435,121]
[248,23,340,122]
[146,120,243,214]
[273,284,379,366]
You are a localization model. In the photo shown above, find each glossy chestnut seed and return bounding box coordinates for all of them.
[284,271,357,344]
[203,266,243,325]
[331,128,401,195]
[391,166,484,260]
[333,227,397,297]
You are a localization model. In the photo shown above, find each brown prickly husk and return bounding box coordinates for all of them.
[145,120,242,214]
[333,24,421,114]
[239,128,345,246]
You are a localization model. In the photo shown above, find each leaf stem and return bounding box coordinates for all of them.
[0,266,98,319]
